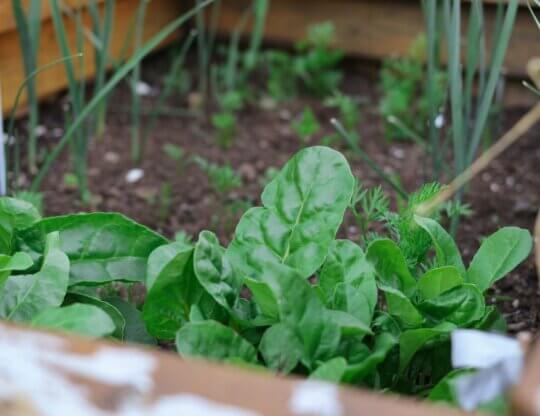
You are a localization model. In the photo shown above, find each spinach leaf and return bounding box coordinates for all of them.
[106,297,157,345]
[193,231,242,310]
[256,261,341,368]
[342,333,397,383]
[244,277,279,321]
[0,232,69,322]
[414,215,466,275]
[366,239,416,296]
[416,266,463,300]
[0,197,41,254]
[176,320,257,363]
[379,285,423,327]
[416,284,485,326]
[65,291,125,339]
[327,309,372,337]
[15,213,167,286]
[331,283,373,328]
[259,323,302,373]
[143,241,195,339]
[319,239,377,321]
[31,303,115,338]
[398,323,455,373]
[227,146,354,279]
[310,357,348,382]
[467,227,532,292]
[0,252,33,288]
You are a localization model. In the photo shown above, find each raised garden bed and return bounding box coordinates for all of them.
[1,0,539,413]
[0,0,183,114]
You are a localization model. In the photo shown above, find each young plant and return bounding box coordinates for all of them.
[294,21,344,97]
[212,112,237,149]
[292,108,320,142]
[325,92,361,144]
[139,146,531,405]
[163,143,187,173]
[379,34,446,142]
[192,156,242,195]
[264,50,298,101]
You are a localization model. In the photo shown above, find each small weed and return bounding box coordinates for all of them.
[193,156,242,195]
[292,108,320,142]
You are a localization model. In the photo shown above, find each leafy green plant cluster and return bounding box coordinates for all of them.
[379,35,446,141]
[264,22,344,101]
[0,148,531,402]
[292,108,321,142]
[192,156,242,196]
[0,197,165,340]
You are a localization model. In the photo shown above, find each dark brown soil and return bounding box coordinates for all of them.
[15,52,540,334]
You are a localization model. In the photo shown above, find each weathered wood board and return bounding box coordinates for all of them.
[0,0,184,114]
[512,337,540,416]
[215,0,539,77]
[0,321,469,416]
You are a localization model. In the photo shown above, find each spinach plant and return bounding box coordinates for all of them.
[140,146,531,399]
[0,197,166,342]
[0,147,530,404]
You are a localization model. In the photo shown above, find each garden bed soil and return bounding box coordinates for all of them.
[17,53,540,334]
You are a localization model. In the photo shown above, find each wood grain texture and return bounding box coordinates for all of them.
[0,0,105,33]
[512,335,540,416]
[0,0,184,114]
[0,321,468,416]
[215,0,539,77]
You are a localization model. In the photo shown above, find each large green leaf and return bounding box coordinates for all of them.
[31,303,115,338]
[142,241,195,340]
[399,323,455,373]
[106,297,156,345]
[467,227,532,292]
[259,323,302,373]
[417,284,485,326]
[342,333,397,383]
[176,320,257,363]
[15,213,167,286]
[319,239,377,321]
[244,277,279,321]
[310,357,348,383]
[227,146,354,279]
[327,309,372,337]
[366,239,416,297]
[65,291,125,339]
[331,282,375,328]
[257,261,341,368]
[414,216,465,275]
[0,197,41,254]
[0,252,34,287]
[416,266,463,300]
[194,231,242,310]
[379,285,424,327]
[0,232,69,322]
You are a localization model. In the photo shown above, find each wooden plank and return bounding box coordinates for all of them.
[215,0,539,77]
[0,0,105,34]
[512,339,540,416]
[0,321,468,416]
[0,0,184,114]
